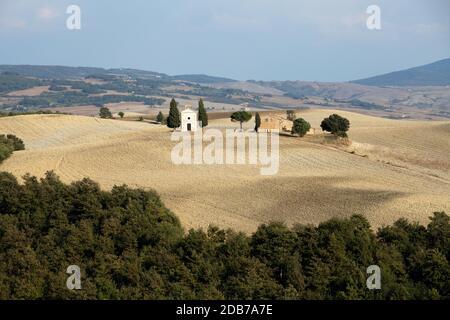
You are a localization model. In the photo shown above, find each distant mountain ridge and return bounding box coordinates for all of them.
[1,62,450,118]
[171,74,235,84]
[0,65,236,83]
[352,58,450,87]
[0,65,107,79]
[2,60,449,87]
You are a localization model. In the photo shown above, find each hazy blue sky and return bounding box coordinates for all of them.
[0,0,449,81]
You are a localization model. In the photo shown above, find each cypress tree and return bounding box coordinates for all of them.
[167,98,181,129]
[156,111,164,123]
[198,99,208,128]
[255,112,261,132]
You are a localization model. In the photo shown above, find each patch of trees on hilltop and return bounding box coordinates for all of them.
[333,99,385,111]
[0,73,43,95]
[171,84,251,103]
[0,65,107,79]
[18,93,165,108]
[0,72,255,109]
[0,172,448,300]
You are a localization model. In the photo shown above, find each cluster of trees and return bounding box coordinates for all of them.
[70,82,107,95]
[233,111,350,138]
[50,78,165,97]
[96,81,160,97]
[48,85,67,92]
[0,134,25,163]
[320,114,350,138]
[174,86,248,105]
[99,107,113,119]
[289,112,350,138]
[287,112,351,138]
[349,99,384,110]
[0,74,108,96]
[0,171,447,300]
[0,73,42,94]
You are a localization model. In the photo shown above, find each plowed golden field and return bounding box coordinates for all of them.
[1,110,449,233]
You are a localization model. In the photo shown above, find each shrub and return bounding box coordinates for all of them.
[291,118,311,137]
[99,107,112,119]
[320,114,350,137]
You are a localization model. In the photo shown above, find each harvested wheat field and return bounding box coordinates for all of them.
[1,110,449,233]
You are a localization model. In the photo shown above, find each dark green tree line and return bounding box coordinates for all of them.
[0,172,448,300]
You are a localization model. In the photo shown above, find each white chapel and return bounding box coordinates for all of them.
[181,105,198,132]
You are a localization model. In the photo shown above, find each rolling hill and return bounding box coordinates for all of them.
[2,62,450,120]
[2,59,450,87]
[1,111,449,233]
[0,65,235,83]
[170,74,236,84]
[352,58,450,86]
